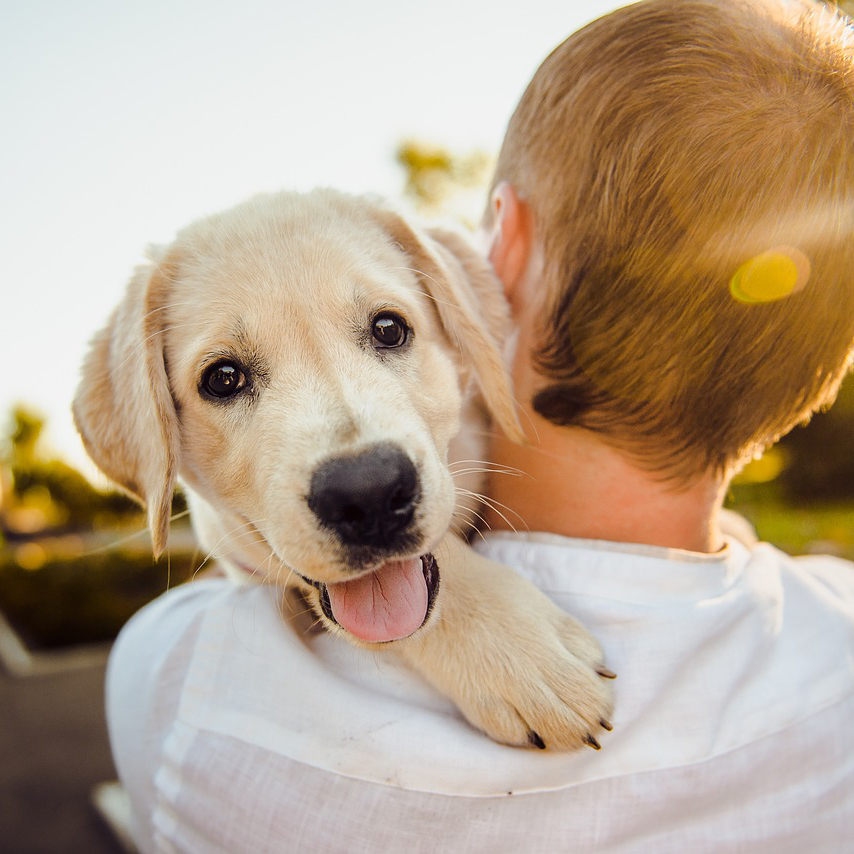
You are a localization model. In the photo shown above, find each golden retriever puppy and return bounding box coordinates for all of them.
[74,189,613,750]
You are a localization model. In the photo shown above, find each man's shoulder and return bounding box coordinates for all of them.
[755,543,854,614]
[111,578,245,670]
[476,529,854,609]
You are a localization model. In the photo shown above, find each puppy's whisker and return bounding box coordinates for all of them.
[452,501,482,521]
[456,486,523,517]
[282,600,321,625]
[138,300,195,323]
[454,504,486,522]
[515,402,540,444]
[270,554,291,587]
[79,523,148,556]
[188,543,202,579]
[242,549,272,584]
[109,322,197,378]
[450,517,488,545]
[307,615,326,633]
[453,501,494,533]
[449,458,524,471]
[477,494,527,526]
[200,530,264,563]
[450,467,525,480]
[192,520,262,575]
[448,460,527,478]
[265,552,286,586]
[387,266,451,303]
[219,527,272,547]
[253,546,305,592]
[457,488,527,534]
[449,465,518,475]
[281,566,301,588]
[76,508,193,557]
[192,553,223,580]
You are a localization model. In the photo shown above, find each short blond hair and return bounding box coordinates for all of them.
[493,0,854,477]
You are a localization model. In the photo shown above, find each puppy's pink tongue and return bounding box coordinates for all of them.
[326,557,427,643]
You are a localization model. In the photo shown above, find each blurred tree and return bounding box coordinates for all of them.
[775,372,854,502]
[733,372,854,503]
[0,407,195,650]
[396,140,492,225]
[1,406,143,537]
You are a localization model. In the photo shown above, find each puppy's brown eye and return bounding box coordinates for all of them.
[201,361,248,399]
[371,313,409,349]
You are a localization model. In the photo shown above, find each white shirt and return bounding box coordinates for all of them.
[106,533,854,853]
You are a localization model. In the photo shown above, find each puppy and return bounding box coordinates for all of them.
[74,189,613,750]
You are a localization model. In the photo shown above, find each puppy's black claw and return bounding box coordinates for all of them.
[600,718,613,732]
[596,666,617,679]
[584,734,601,750]
[528,730,546,750]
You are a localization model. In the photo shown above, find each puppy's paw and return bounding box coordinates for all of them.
[397,535,614,751]
[455,606,614,751]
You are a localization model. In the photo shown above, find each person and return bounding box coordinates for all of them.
[105,0,854,851]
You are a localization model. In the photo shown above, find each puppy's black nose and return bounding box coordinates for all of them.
[307,444,419,547]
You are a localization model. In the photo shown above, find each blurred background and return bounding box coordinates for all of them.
[1,1,853,851]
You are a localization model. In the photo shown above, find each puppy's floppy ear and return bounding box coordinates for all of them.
[73,248,180,557]
[374,209,524,444]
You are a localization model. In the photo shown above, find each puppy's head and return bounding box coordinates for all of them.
[74,190,520,643]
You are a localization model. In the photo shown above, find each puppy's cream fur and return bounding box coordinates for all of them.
[74,190,612,750]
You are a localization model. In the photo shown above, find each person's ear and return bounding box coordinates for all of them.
[483,182,533,307]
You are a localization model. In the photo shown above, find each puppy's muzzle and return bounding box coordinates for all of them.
[307,443,419,549]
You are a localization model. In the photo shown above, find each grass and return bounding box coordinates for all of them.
[732,503,854,560]
[727,494,854,561]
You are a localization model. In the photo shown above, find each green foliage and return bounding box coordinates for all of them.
[727,373,854,555]
[725,496,854,561]
[0,547,196,650]
[733,373,854,502]
[396,140,492,224]
[1,405,185,537]
[0,405,196,651]
[9,407,43,462]
[774,373,854,502]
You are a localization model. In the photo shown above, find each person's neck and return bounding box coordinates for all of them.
[485,417,727,554]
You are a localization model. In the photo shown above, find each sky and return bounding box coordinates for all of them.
[2,0,622,475]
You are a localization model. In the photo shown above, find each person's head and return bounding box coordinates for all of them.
[485,0,854,481]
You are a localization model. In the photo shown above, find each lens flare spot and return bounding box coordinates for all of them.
[15,542,48,571]
[730,246,810,304]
